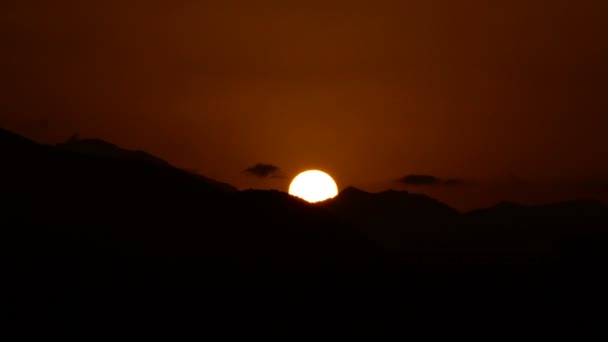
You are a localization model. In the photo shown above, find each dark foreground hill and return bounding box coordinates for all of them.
[2,127,608,339]
[5,127,607,265]
[324,186,608,265]
[1,128,380,267]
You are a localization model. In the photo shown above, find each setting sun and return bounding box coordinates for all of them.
[288,170,339,203]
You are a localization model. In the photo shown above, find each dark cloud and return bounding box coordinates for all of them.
[400,174,441,186]
[244,163,282,178]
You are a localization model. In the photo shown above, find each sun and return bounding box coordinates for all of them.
[288,170,339,203]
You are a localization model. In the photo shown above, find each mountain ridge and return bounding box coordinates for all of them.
[2,127,607,266]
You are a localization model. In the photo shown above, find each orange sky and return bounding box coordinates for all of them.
[2,0,607,210]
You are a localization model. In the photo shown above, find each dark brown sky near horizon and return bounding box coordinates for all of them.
[1,0,607,210]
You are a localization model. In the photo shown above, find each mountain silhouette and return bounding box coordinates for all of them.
[324,186,458,223]
[1,127,380,267]
[322,186,459,257]
[323,185,608,263]
[3,127,608,265]
[459,199,608,263]
[55,133,238,192]
[57,135,172,167]
[3,127,608,339]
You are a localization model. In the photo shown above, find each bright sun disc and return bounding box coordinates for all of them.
[288,170,339,203]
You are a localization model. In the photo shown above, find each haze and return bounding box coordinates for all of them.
[2,0,607,210]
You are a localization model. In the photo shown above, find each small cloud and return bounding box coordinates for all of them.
[243,163,282,178]
[399,174,442,186]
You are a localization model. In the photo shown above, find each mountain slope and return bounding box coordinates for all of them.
[2,127,608,266]
[322,185,608,263]
[57,135,171,167]
[56,134,237,192]
[322,186,459,253]
[456,199,608,262]
[0,128,381,267]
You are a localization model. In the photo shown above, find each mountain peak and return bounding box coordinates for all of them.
[325,185,458,220]
[339,186,370,196]
[379,188,410,196]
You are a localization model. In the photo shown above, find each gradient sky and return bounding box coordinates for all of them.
[2,0,607,210]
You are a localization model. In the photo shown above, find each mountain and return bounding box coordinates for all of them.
[3,127,608,338]
[56,134,237,192]
[324,186,458,223]
[57,134,172,167]
[4,127,608,266]
[458,199,608,263]
[322,186,459,255]
[320,185,608,264]
[1,128,381,268]
[3,127,608,266]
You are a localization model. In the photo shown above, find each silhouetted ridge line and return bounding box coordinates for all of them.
[0,127,382,267]
[52,133,237,192]
[1,126,608,268]
[0,127,42,149]
[327,186,457,217]
[57,136,171,167]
